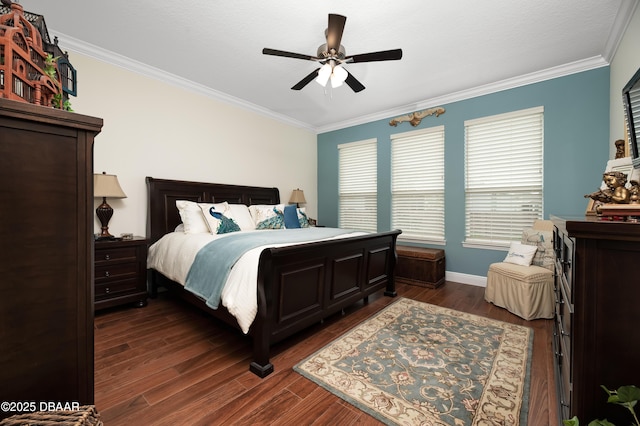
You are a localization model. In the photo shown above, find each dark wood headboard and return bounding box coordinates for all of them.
[146,177,280,243]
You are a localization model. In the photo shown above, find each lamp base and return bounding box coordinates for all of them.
[96,197,114,239]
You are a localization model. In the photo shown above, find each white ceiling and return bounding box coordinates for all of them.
[18,0,639,132]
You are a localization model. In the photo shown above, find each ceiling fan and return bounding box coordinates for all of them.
[262,13,402,93]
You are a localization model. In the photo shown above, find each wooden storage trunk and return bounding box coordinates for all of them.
[395,246,445,288]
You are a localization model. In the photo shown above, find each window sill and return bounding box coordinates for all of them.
[462,241,510,251]
[398,236,446,246]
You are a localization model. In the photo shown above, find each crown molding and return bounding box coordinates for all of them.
[316,56,609,133]
[53,30,610,136]
[51,31,316,133]
[602,0,639,63]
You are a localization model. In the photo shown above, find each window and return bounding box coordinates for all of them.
[464,107,544,248]
[338,139,377,232]
[391,126,445,243]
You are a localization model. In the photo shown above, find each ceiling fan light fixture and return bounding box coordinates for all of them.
[264,13,402,92]
[330,64,348,88]
[315,63,332,86]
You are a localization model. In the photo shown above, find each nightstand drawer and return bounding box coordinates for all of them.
[95,278,140,300]
[95,246,138,264]
[95,262,138,282]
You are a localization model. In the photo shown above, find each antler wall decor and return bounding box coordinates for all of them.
[389,107,446,127]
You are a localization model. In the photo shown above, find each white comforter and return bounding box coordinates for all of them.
[147,229,365,334]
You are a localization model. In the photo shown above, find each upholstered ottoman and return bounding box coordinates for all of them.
[485,262,554,320]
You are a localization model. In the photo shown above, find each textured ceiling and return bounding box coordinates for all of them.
[18,0,639,132]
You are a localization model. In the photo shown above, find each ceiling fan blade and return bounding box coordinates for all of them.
[262,48,318,61]
[346,49,403,63]
[291,68,320,90]
[326,14,346,53]
[345,71,365,93]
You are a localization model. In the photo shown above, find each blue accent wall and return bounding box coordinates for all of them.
[318,67,610,277]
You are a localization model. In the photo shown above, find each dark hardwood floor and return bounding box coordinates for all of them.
[94,281,558,425]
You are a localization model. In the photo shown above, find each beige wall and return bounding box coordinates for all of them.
[67,53,317,238]
[610,3,640,158]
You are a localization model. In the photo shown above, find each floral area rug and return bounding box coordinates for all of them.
[294,298,533,425]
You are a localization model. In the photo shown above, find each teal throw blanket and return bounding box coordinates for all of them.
[185,228,356,310]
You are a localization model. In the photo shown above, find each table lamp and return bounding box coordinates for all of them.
[289,188,306,207]
[94,172,127,240]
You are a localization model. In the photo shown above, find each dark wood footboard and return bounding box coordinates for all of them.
[146,177,400,377]
[250,229,400,376]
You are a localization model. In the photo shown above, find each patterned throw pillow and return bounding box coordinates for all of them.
[255,210,285,229]
[521,228,554,271]
[249,205,285,229]
[201,205,240,234]
[297,207,310,228]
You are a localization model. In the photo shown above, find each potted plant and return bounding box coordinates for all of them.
[563,385,640,426]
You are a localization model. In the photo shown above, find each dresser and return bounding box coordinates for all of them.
[95,237,148,310]
[551,216,640,424]
[0,99,102,419]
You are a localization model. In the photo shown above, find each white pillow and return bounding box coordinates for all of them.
[503,241,538,266]
[175,200,209,234]
[227,204,256,231]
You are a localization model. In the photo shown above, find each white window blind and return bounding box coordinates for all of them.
[391,126,445,242]
[464,107,544,247]
[627,84,640,145]
[338,139,377,232]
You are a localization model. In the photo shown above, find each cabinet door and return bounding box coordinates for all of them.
[559,234,574,303]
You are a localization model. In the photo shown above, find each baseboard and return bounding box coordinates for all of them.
[445,271,487,287]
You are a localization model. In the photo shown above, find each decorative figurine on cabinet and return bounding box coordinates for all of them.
[629,180,640,204]
[0,1,77,110]
[585,171,631,204]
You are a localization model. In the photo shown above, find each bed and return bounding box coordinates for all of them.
[146,177,401,377]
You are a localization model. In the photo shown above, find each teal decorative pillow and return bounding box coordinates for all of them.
[283,205,301,229]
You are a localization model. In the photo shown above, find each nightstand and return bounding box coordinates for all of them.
[94,236,148,310]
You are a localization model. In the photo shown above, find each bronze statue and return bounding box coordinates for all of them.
[615,139,627,159]
[584,171,630,204]
[629,180,640,204]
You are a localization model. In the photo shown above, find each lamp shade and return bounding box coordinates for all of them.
[289,188,306,205]
[94,172,127,198]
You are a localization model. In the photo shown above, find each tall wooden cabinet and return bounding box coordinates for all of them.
[551,216,640,424]
[0,99,103,419]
